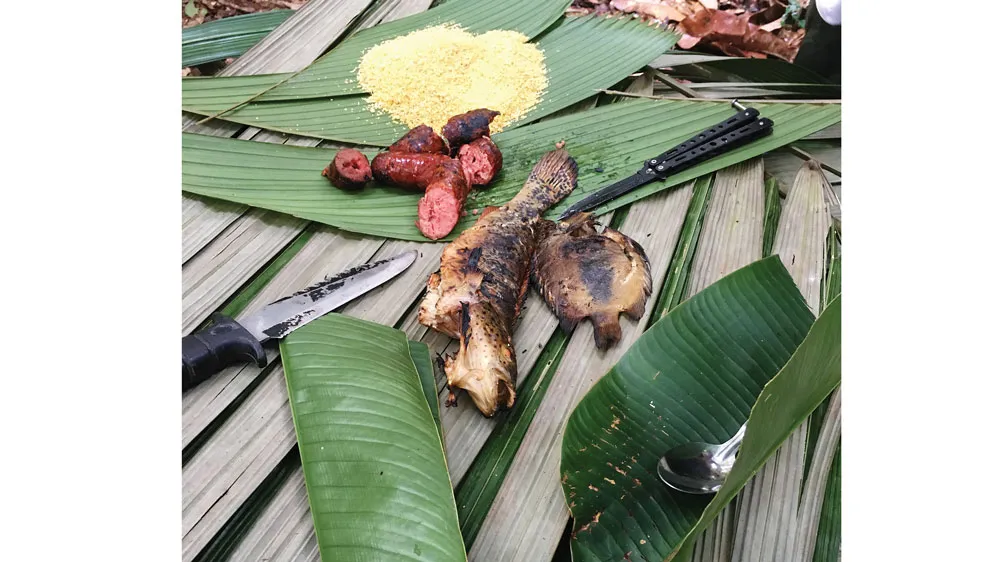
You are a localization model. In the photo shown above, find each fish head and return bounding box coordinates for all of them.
[444,301,517,417]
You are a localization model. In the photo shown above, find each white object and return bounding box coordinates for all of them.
[815,0,842,26]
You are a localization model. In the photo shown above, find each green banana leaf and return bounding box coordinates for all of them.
[280,313,466,561]
[181,14,677,145]
[559,256,840,561]
[671,296,841,558]
[182,98,840,241]
[409,340,443,438]
[180,0,572,108]
[182,10,294,68]
[813,445,841,562]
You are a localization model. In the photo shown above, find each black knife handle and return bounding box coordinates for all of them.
[642,108,761,173]
[648,117,774,179]
[182,313,267,392]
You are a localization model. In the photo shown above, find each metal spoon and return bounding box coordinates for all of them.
[656,423,747,494]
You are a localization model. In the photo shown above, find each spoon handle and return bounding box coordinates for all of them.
[718,423,748,458]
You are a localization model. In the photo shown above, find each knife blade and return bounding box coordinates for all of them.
[181,249,418,392]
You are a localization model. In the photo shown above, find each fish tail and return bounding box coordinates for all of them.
[509,148,579,218]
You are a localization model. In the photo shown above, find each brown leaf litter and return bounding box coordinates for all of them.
[569,0,806,61]
[181,0,307,28]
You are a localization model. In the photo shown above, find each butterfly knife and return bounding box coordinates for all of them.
[181,250,418,392]
[559,100,774,220]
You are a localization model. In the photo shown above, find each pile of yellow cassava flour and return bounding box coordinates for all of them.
[356,25,547,132]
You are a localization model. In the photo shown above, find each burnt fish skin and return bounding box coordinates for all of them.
[419,148,579,416]
[532,213,652,350]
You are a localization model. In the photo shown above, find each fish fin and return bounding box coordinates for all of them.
[560,212,595,232]
[443,356,462,407]
[591,311,623,350]
[445,387,459,408]
[509,148,579,217]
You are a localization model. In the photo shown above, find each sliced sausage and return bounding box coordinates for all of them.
[321,149,372,190]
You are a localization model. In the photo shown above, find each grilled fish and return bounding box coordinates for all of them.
[419,149,579,416]
[532,213,652,350]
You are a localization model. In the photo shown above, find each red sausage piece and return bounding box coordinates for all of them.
[417,160,471,240]
[458,136,504,186]
[371,152,455,191]
[389,125,450,155]
[441,109,500,154]
[321,149,372,190]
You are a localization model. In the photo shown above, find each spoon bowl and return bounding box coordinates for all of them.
[656,423,746,495]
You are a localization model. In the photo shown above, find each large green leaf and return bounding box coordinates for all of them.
[409,340,443,439]
[670,296,841,558]
[280,313,466,561]
[180,0,572,108]
[559,256,824,561]
[182,10,294,68]
[182,14,677,145]
[182,98,840,241]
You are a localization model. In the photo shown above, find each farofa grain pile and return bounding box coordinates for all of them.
[357,25,547,132]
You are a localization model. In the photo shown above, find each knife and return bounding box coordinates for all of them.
[558,100,774,220]
[181,250,418,392]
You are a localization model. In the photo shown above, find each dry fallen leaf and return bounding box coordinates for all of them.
[681,7,748,36]
[760,19,783,32]
[678,5,799,61]
[609,0,692,22]
[678,33,703,48]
